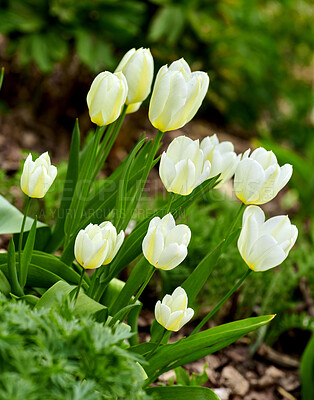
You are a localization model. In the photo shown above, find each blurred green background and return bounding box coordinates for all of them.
[0,0,313,147]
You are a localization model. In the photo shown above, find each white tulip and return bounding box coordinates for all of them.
[86,71,128,126]
[115,47,154,105]
[99,221,125,265]
[142,213,191,270]
[149,58,209,132]
[234,147,293,204]
[74,222,124,269]
[155,287,194,331]
[200,134,240,187]
[159,136,211,196]
[238,206,298,272]
[20,152,57,198]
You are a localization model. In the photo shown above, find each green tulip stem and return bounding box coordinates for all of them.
[18,196,31,278]
[74,266,85,303]
[93,104,128,178]
[133,265,155,304]
[191,268,252,335]
[165,192,175,214]
[145,327,167,361]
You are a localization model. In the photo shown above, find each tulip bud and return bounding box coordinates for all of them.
[86,71,128,126]
[159,136,211,196]
[238,206,298,272]
[155,287,194,331]
[142,213,191,270]
[200,134,240,187]
[149,58,209,132]
[74,222,124,269]
[20,152,57,198]
[234,148,293,205]
[115,47,154,105]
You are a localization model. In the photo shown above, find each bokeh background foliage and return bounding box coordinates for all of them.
[0,0,313,146]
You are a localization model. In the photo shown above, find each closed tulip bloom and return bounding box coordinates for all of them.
[115,47,154,105]
[74,222,124,269]
[86,71,128,126]
[238,206,298,272]
[20,152,57,198]
[142,213,191,270]
[149,58,209,132]
[155,287,194,331]
[234,147,292,205]
[200,134,240,187]
[159,136,211,196]
[99,221,125,265]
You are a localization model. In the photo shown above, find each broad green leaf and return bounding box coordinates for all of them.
[146,315,275,376]
[130,342,156,356]
[0,251,89,289]
[10,293,39,307]
[46,120,80,252]
[146,386,220,400]
[0,270,10,296]
[35,280,107,317]
[0,194,46,234]
[20,217,37,288]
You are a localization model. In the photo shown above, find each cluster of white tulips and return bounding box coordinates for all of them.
[18,47,297,338]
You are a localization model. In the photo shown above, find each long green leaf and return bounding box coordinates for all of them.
[146,315,275,375]
[115,138,146,229]
[300,334,314,400]
[20,217,37,288]
[7,238,23,296]
[0,250,89,288]
[46,119,80,252]
[64,126,101,244]
[0,67,4,91]
[0,270,11,296]
[182,240,224,303]
[146,386,220,400]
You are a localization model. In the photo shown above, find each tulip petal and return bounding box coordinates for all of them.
[157,243,188,270]
[142,226,165,266]
[178,307,194,330]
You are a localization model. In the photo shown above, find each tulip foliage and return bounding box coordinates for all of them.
[0,49,297,399]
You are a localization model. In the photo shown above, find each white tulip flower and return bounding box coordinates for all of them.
[86,71,128,126]
[20,152,57,198]
[74,222,124,269]
[238,206,298,272]
[149,58,209,132]
[142,213,191,270]
[159,136,211,196]
[200,134,240,187]
[234,147,293,205]
[99,221,125,265]
[155,287,194,331]
[115,47,154,105]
